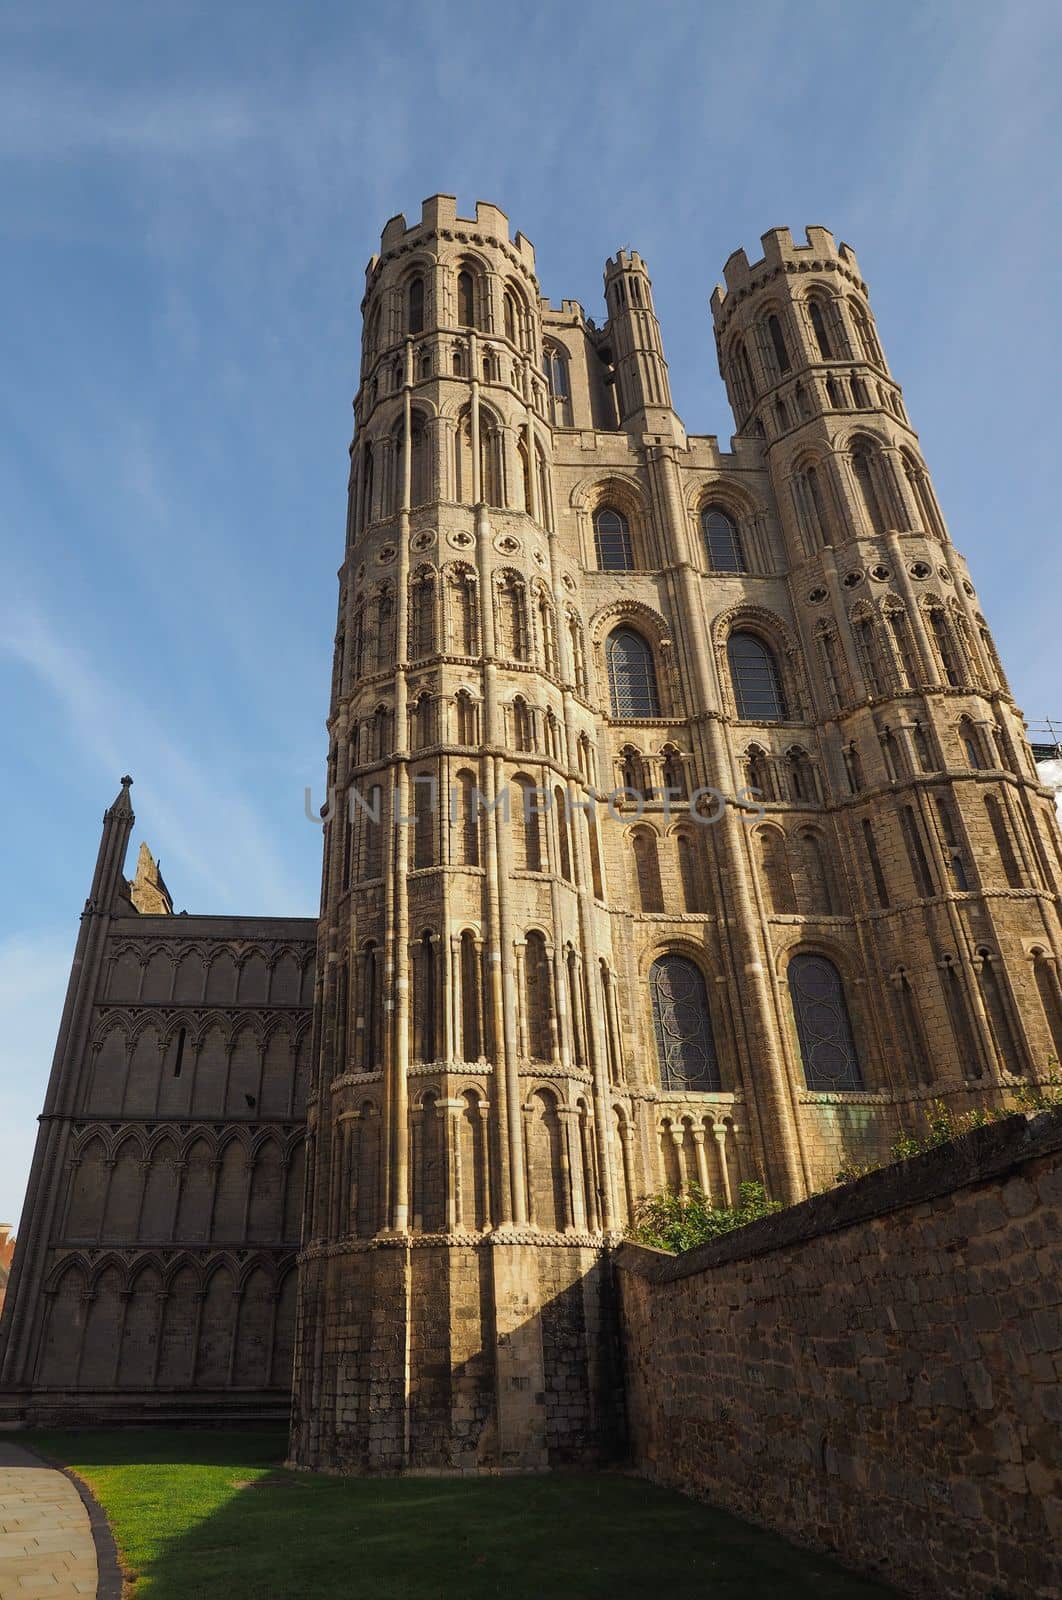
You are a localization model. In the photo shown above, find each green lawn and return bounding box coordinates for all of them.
[28,1428,897,1600]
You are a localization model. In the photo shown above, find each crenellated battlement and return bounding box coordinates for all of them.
[366,193,537,285]
[604,249,649,277]
[710,226,863,323]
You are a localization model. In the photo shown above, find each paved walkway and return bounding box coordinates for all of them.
[0,1442,97,1599]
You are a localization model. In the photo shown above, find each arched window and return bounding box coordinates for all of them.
[360,944,379,1069]
[511,696,534,753]
[808,297,834,359]
[513,775,543,872]
[984,794,1022,888]
[787,953,863,1090]
[536,592,556,674]
[457,269,476,328]
[926,604,960,687]
[853,613,884,697]
[496,575,529,661]
[766,313,791,375]
[976,946,1024,1072]
[786,747,815,803]
[607,628,660,718]
[661,745,686,798]
[480,414,504,506]
[757,826,796,913]
[883,603,917,689]
[912,721,934,773]
[960,717,985,769]
[851,441,888,534]
[448,567,478,656]
[412,693,434,749]
[891,966,932,1087]
[745,744,774,801]
[701,506,744,572]
[455,689,477,745]
[543,343,569,397]
[554,786,572,881]
[799,829,837,914]
[676,830,704,912]
[412,774,435,869]
[364,303,381,364]
[460,934,482,1062]
[524,932,553,1062]
[862,819,889,906]
[455,769,480,867]
[1033,950,1062,1062]
[879,725,901,781]
[850,301,883,366]
[375,589,394,671]
[631,827,664,912]
[503,288,521,346]
[796,463,831,549]
[976,615,1009,693]
[901,804,935,896]
[409,414,430,508]
[728,631,787,720]
[413,932,436,1062]
[594,507,633,571]
[730,338,755,418]
[619,745,647,798]
[649,955,721,1092]
[362,443,375,527]
[408,275,425,336]
[936,796,969,891]
[815,621,844,709]
[408,570,436,659]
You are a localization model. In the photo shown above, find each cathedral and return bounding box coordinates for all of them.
[3,197,1061,1472]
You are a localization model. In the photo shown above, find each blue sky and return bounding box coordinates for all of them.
[2,0,1061,1224]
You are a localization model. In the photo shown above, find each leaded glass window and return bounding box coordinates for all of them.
[650,955,721,1091]
[607,628,660,718]
[728,632,787,720]
[701,507,744,572]
[594,508,633,571]
[787,953,863,1090]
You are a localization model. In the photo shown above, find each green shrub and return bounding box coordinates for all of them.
[835,1079,1062,1186]
[628,1179,781,1254]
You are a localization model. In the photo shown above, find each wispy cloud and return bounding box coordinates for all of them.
[0,72,257,160]
[0,928,74,1227]
[0,581,314,915]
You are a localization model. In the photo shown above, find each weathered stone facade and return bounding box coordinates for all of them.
[0,782,315,1423]
[4,198,1062,1476]
[615,1108,1062,1600]
[291,197,1062,1471]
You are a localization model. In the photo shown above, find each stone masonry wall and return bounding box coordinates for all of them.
[615,1108,1062,1600]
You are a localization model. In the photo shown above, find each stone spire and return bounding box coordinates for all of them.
[128,841,173,915]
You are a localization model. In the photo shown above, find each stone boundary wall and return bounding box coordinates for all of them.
[615,1108,1062,1600]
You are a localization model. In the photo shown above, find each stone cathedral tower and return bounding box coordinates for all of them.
[290,199,1062,1473]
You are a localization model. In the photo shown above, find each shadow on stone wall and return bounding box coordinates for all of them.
[615,1108,1062,1600]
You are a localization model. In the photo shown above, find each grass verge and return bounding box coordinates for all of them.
[28,1426,897,1599]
